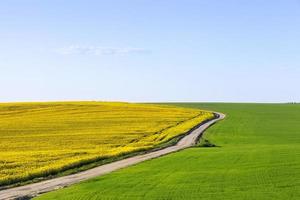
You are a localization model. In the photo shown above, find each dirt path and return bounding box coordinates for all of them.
[0,112,225,200]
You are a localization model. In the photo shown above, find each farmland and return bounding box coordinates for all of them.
[35,103,300,200]
[0,102,213,187]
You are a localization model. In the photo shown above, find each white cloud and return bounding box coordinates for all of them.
[56,45,149,56]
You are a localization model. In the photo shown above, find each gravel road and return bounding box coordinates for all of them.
[0,112,225,200]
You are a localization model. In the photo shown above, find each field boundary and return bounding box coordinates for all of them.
[0,112,225,200]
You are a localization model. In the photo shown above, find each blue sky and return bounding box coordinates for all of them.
[1,0,299,102]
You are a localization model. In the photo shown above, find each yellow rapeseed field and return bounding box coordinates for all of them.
[0,102,214,186]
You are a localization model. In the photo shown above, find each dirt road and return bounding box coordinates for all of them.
[0,112,225,200]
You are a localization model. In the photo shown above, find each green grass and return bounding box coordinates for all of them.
[35,103,300,200]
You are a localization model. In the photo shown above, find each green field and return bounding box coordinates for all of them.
[35,103,300,200]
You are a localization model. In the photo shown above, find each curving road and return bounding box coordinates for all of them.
[0,112,225,200]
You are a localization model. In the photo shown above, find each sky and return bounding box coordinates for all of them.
[1,0,300,103]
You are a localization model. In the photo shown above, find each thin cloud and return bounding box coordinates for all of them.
[56,45,149,56]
